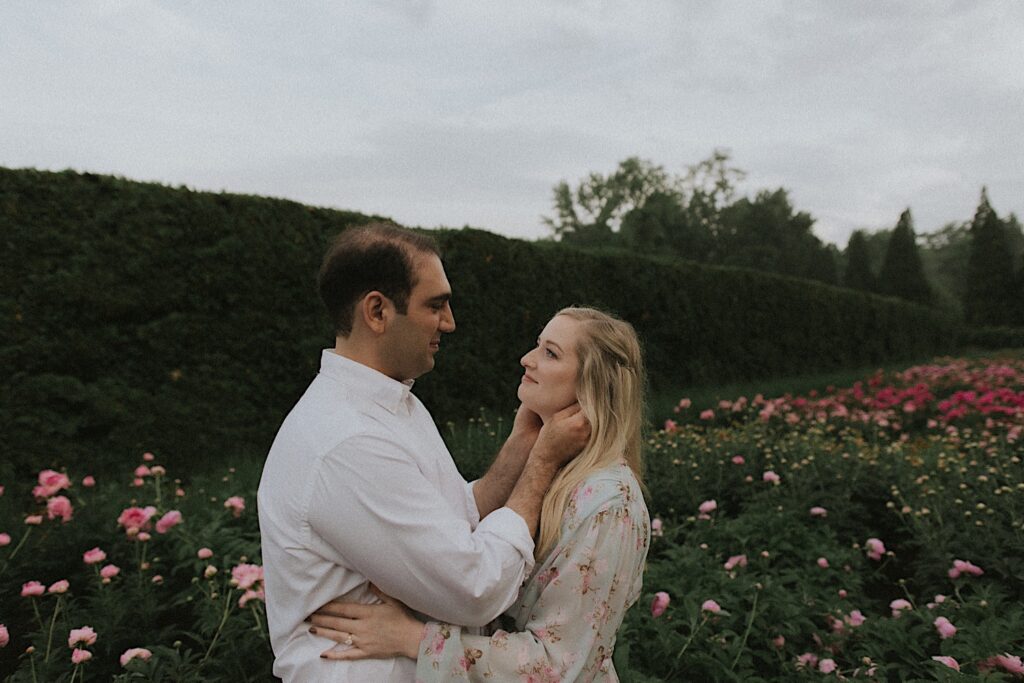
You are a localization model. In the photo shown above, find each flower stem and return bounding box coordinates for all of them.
[730,590,760,671]
[44,596,63,662]
[0,527,33,577]
[201,587,234,666]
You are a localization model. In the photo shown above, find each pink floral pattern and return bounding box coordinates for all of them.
[416,463,649,681]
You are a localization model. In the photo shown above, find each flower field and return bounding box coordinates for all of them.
[1,355,1023,681]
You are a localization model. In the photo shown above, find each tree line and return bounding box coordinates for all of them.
[544,154,1024,326]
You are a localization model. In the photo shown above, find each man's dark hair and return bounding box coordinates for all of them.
[318,222,441,336]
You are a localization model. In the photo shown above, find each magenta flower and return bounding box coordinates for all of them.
[762,470,781,484]
[931,656,960,671]
[120,647,153,667]
[197,547,213,559]
[68,626,97,648]
[47,496,73,523]
[117,506,157,535]
[83,547,106,565]
[865,537,886,561]
[81,476,95,487]
[21,581,45,597]
[947,559,984,579]
[724,554,747,571]
[134,465,151,478]
[33,469,71,499]
[701,599,721,614]
[934,616,956,639]
[0,533,10,547]
[224,496,246,517]
[0,624,9,648]
[809,506,827,517]
[48,579,70,594]
[155,510,183,534]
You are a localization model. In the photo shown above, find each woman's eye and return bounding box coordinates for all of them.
[545,348,557,359]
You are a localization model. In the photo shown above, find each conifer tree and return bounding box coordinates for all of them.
[843,230,876,292]
[963,188,1016,325]
[879,209,932,305]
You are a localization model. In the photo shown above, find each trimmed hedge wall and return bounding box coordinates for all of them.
[1,168,960,473]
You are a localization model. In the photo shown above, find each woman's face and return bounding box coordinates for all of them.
[518,315,582,421]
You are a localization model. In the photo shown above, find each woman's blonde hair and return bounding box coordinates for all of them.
[535,306,646,560]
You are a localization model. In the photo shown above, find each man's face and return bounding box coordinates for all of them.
[382,253,455,381]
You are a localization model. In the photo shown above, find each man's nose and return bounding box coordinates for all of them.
[440,303,456,332]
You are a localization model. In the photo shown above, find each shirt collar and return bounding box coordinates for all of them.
[318,349,414,415]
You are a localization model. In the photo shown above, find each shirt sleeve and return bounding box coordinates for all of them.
[413,501,646,682]
[306,434,534,627]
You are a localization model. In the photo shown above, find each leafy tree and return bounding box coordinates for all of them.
[963,189,1017,325]
[619,191,714,261]
[843,230,876,292]
[878,209,932,305]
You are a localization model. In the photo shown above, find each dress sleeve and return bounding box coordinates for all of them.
[414,501,646,682]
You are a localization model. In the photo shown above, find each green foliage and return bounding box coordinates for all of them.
[843,230,876,293]
[879,209,932,306]
[964,190,1019,326]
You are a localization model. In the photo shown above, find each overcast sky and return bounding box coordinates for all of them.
[2,1,1022,246]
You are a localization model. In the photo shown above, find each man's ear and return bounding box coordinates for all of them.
[359,292,391,334]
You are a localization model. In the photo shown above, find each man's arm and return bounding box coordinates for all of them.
[471,406,542,518]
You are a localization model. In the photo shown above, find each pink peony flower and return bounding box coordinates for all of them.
[731,455,745,465]
[117,506,157,534]
[132,478,145,487]
[120,647,153,667]
[0,624,8,648]
[0,484,4,496]
[931,656,960,671]
[809,506,827,517]
[762,470,781,484]
[699,409,715,420]
[817,557,829,569]
[0,533,10,547]
[845,610,865,627]
[48,579,70,594]
[838,589,847,598]
[204,565,218,579]
[230,563,264,590]
[819,658,837,674]
[663,419,677,433]
[701,599,721,614]
[71,648,92,664]
[83,547,106,565]
[947,559,984,579]
[100,564,120,579]
[151,575,163,584]
[698,499,717,515]
[224,496,245,517]
[796,653,818,669]
[197,547,213,559]
[81,476,95,487]
[865,537,886,561]
[68,626,97,647]
[21,581,45,597]
[155,510,182,534]
[143,452,155,461]
[650,591,670,617]
[772,635,785,648]
[678,398,691,409]
[25,515,43,525]
[134,465,151,478]
[175,487,186,497]
[47,496,73,523]
[724,554,748,571]
[150,465,166,476]
[238,587,265,607]
[995,654,1024,675]
[934,616,956,639]
[890,598,912,617]
[34,469,71,498]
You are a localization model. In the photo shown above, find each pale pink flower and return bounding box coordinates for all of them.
[120,647,153,667]
[796,653,818,669]
[890,598,912,617]
[698,499,717,515]
[934,616,956,639]
[71,648,92,664]
[197,547,213,559]
[663,419,677,433]
[772,635,785,648]
[132,478,145,487]
[724,554,747,570]
[865,537,886,561]
[926,594,947,609]
[25,515,43,525]
[678,398,691,409]
[175,487,186,497]
[34,469,71,498]
[117,506,156,534]
[230,563,263,590]
[650,591,670,617]
[239,587,265,607]
[0,484,4,496]
[134,465,151,478]
[68,626,97,647]
[204,565,218,578]
[224,496,245,517]
[701,599,722,614]
[47,496,73,523]
[699,409,715,420]
[21,581,45,597]
[151,575,163,584]
[844,610,865,627]
[762,470,780,484]
[809,506,827,517]
[817,557,829,569]
[947,559,984,579]
[48,579,69,594]
[155,510,182,534]
[137,532,151,542]
[819,658,837,674]
[150,465,166,476]
[81,476,95,487]
[100,564,120,579]
[931,656,960,671]
[142,452,155,461]
[731,455,745,464]
[995,654,1024,675]
[0,624,9,648]
[0,533,10,547]
[838,589,847,598]
[83,547,106,565]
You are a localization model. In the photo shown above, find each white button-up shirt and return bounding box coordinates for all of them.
[258,350,535,682]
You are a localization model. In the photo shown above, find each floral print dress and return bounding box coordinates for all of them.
[415,462,650,682]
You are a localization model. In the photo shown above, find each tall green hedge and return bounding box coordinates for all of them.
[1,168,959,474]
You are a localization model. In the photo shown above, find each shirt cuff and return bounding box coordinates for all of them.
[476,506,535,576]
[464,480,482,529]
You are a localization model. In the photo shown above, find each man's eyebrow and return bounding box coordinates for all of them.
[426,293,451,303]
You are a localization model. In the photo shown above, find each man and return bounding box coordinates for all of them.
[258,222,588,681]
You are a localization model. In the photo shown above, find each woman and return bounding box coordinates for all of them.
[310,307,650,681]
